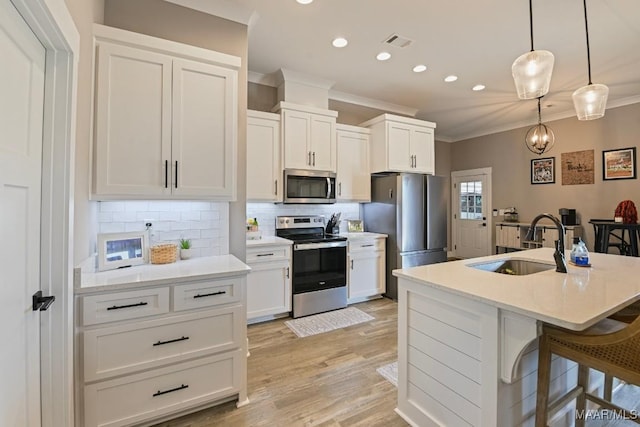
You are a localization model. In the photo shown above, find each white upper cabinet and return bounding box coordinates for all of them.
[277,102,338,172]
[336,124,370,202]
[361,113,436,174]
[92,25,239,200]
[247,110,281,202]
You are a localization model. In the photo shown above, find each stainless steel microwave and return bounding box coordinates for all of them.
[283,169,336,204]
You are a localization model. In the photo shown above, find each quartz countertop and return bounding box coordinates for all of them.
[338,232,388,239]
[393,248,640,330]
[76,254,250,294]
[246,236,292,247]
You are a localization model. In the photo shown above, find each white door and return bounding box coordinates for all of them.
[247,112,280,201]
[309,114,335,171]
[410,126,434,174]
[452,168,492,258]
[336,127,370,201]
[0,2,46,425]
[282,109,311,169]
[387,123,411,171]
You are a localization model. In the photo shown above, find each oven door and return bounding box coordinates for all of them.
[284,169,336,204]
[292,241,346,294]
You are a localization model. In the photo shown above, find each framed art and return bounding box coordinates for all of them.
[97,231,149,271]
[561,150,595,185]
[603,147,636,180]
[531,157,555,184]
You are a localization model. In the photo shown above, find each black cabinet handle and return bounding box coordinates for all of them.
[193,290,226,299]
[275,180,278,195]
[107,301,148,311]
[153,336,189,346]
[312,152,315,166]
[175,161,178,188]
[361,244,375,248]
[164,160,168,188]
[152,384,188,397]
[308,151,311,166]
[285,267,290,279]
[350,259,354,269]
[256,253,274,257]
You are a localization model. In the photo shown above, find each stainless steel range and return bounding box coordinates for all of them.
[276,215,347,318]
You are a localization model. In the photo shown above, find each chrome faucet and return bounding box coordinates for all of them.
[526,213,567,273]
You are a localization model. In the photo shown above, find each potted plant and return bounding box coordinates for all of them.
[179,238,193,260]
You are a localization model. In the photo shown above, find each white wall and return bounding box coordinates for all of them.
[97,201,229,257]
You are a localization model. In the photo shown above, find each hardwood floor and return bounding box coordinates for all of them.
[154,298,408,427]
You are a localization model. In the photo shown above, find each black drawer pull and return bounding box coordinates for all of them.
[153,336,189,346]
[360,244,375,247]
[106,301,148,311]
[152,384,188,397]
[193,290,226,299]
[256,253,274,257]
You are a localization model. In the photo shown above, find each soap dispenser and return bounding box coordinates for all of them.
[571,237,590,266]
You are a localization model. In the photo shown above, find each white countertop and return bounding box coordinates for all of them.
[393,248,640,330]
[246,236,292,247]
[77,254,250,294]
[339,232,388,239]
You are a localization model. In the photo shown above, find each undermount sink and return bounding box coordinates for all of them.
[468,258,556,276]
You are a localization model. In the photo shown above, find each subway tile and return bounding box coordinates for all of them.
[112,211,138,222]
[124,201,149,212]
[100,201,125,212]
[159,211,180,221]
[100,223,125,233]
[181,211,201,221]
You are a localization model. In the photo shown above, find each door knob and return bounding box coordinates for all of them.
[32,290,55,311]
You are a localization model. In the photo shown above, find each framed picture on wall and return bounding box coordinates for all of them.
[531,157,555,184]
[603,147,636,180]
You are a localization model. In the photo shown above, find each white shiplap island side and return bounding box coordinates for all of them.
[393,248,640,427]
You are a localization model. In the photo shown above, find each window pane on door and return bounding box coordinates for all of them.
[459,180,483,220]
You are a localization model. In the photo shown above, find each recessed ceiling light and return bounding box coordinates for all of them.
[472,84,486,91]
[296,0,313,4]
[376,52,391,61]
[444,75,458,82]
[332,37,348,48]
[413,64,427,73]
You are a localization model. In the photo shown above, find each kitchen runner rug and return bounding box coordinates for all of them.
[376,361,398,387]
[284,307,374,338]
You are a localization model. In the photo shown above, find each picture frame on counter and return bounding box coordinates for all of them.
[603,147,636,181]
[97,231,149,271]
[531,157,555,184]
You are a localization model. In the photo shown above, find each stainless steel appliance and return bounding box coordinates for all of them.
[363,173,448,299]
[283,169,336,204]
[276,215,347,318]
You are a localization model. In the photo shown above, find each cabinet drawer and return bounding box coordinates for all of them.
[349,238,384,253]
[83,350,243,427]
[246,246,290,263]
[81,288,170,326]
[83,306,242,382]
[173,278,241,311]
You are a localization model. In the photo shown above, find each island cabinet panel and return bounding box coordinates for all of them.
[397,276,587,427]
[398,283,499,427]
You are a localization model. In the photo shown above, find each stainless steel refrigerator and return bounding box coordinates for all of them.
[363,173,448,299]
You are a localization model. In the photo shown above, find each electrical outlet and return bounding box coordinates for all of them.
[492,209,498,217]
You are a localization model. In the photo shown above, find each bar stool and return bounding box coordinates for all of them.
[535,316,640,427]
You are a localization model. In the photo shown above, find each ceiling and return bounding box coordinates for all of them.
[174,0,640,142]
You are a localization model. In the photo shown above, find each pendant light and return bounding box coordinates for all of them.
[525,97,555,155]
[512,0,555,100]
[572,0,608,120]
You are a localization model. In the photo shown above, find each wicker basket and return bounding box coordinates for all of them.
[149,244,177,264]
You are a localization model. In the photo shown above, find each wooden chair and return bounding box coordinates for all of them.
[536,315,640,427]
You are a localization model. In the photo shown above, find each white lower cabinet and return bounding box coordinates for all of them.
[246,241,292,323]
[347,236,386,303]
[76,270,248,427]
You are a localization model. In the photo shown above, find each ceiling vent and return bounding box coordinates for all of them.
[383,33,413,48]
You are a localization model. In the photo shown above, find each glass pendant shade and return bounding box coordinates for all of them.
[512,50,555,100]
[572,83,609,120]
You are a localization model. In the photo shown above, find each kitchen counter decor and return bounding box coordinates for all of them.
[150,243,177,264]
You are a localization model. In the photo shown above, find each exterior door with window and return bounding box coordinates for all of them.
[452,169,492,258]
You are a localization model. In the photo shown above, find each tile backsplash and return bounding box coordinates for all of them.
[98,201,229,257]
[246,203,361,236]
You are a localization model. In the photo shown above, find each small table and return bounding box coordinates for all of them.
[589,219,640,256]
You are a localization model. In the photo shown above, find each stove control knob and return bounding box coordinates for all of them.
[285,219,289,224]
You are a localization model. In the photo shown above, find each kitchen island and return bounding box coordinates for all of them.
[393,248,640,427]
